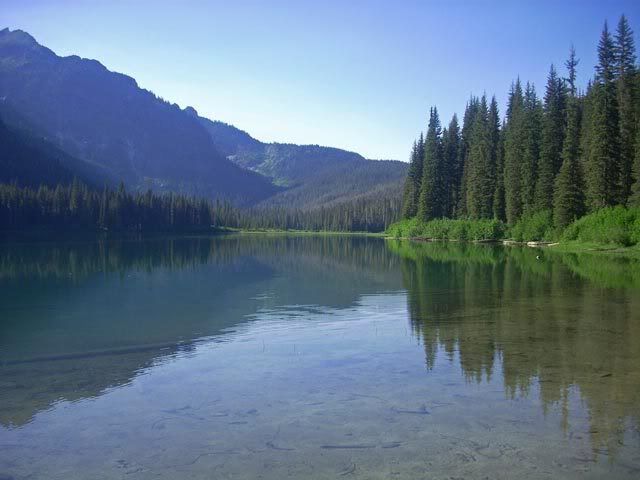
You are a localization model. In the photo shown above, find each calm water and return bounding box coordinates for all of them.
[0,235,639,479]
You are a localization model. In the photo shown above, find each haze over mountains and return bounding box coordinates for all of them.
[0,28,406,207]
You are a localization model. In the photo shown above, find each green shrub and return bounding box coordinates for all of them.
[510,210,555,242]
[561,206,640,247]
[387,217,505,241]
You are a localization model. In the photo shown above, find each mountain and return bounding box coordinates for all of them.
[197,114,408,208]
[0,111,111,187]
[0,27,406,209]
[0,28,277,204]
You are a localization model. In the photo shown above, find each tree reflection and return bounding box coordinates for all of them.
[392,240,640,456]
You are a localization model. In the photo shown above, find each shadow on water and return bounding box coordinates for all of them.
[388,239,640,457]
[0,234,403,427]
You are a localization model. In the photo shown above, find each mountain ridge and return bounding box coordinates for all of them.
[0,27,406,208]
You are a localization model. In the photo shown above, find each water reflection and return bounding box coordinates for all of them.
[392,240,640,457]
[0,235,402,427]
[0,235,638,478]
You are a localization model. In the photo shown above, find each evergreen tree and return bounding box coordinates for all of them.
[536,65,566,211]
[492,127,506,220]
[401,136,423,218]
[417,108,444,221]
[503,80,526,224]
[565,45,579,97]
[456,97,480,217]
[586,21,621,210]
[488,96,501,217]
[442,115,461,217]
[614,15,637,203]
[631,120,640,206]
[466,95,494,218]
[520,82,542,215]
[554,52,585,229]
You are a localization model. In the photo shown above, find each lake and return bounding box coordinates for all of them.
[1,234,639,479]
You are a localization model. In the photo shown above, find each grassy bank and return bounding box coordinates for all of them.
[387,206,640,256]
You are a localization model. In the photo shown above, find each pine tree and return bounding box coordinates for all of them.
[417,108,444,221]
[536,65,566,211]
[488,96,501,217]
[554,51,585,229]
[466,95,494,218]
[456,97,480,217]
[586,21,621,210]
[614,15,637,203]
[442,114,461,217]
[492,127,506,220]
[521,82,542,215]
[631,120,640,206]
[401,136,423,218]
[565,45,579,97]
[503,80,525,224]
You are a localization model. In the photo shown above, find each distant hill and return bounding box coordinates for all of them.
[0,28,277,204]
[197,114,407,208]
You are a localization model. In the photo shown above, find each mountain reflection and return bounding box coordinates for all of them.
[392,240,640,456]
[0,234,402,427]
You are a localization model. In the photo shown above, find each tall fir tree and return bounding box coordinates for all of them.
[456,97,480,217]
[520,82,542,215]
[565,45,579,97]
[488,97,504,220]
[401,135,424,218]
[554,49,585,228]
[536,65,566,211]
[466,95,494,218]
[554,95,585,228]
[492,128,506,220]
[417,108,444,221]
[613,15,637,203]
[503,80,526,224]
[586,21,621,210]
[442,115,461,217]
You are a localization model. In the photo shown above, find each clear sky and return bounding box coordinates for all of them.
[3,0,639,160]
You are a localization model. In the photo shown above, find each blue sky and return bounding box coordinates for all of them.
[3,0,639,160]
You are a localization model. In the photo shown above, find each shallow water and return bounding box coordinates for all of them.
[0,235,639,479]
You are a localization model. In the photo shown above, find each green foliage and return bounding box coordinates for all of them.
[503,80,525,224]
[417,108,445,221]
[561,206,640,247]
[553,94,585,229]
[0,180,402,234]
[466,96,495,218]
[509,209,555,242]
[520,83,543,215]
[585,23,621,210]
[442,117,461,217]
[402,137,424,218]
[400,14,639,234]
[387,217,506,241]
[536,65,566,211]
[614,15,637,202]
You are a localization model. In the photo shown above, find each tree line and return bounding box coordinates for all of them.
[0,179,400,233]
[401,15,640,229]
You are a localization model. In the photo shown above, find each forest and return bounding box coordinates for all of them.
[0,180,400,233]
[400,15,640,238]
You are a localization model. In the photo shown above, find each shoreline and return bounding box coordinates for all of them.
[385,235,640,258]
